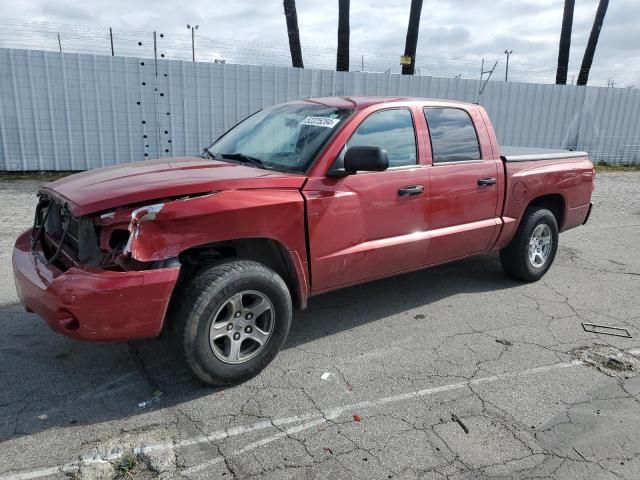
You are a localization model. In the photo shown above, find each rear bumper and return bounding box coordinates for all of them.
[12,229,180,342]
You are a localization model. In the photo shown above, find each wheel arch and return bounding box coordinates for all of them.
[526,193,566,230]
[172,237,308,312]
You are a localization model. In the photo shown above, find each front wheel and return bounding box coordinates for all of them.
[171,260,292,385]
[500,207,559,282]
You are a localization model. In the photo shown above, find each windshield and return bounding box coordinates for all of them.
[208,103,352,173]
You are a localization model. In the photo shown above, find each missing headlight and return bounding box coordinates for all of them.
[109,229,130,250]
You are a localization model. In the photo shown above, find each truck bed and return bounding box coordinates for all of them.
[495,145,594,251]
[500,146,588,162]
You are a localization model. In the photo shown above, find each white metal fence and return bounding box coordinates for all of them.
[1,48,639,171]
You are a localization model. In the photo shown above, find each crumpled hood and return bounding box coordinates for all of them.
[41,157,306,216]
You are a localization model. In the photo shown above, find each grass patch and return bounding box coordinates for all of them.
[595,163,640,172]
[114,454,139,479]
[0,171,79,182]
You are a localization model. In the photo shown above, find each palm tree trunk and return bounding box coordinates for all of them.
[402,0,423,75]
[336,0,350,71]
[555,0,575,84]
[577,0,609,86]
[283,0,304,68]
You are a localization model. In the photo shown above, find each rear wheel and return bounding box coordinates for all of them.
[171,260,292,385]
[500,207,559,282]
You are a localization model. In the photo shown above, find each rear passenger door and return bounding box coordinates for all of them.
[424,106,502,265]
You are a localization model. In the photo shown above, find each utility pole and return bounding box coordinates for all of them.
[57,33,62,53]
[109,28,114,56]
[504,49,513,81]
[361,55,364,71]
[187,24,199,62]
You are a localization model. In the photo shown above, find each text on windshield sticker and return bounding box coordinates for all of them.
[301,116,341,128]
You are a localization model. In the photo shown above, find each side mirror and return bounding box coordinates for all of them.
[343,146,389,173]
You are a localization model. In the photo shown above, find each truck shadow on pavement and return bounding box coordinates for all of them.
[0,253,520,441]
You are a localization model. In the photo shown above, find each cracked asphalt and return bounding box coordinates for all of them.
[1,172,640,479]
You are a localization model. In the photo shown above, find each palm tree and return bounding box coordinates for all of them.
[577,0,609,86]
[283,0,304,68]
[555,0,575,84]
[336,0,350,71]
[402,0,424,75]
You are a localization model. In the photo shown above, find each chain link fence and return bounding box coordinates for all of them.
[0,19,628,86]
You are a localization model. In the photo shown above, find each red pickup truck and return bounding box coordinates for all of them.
[13,96,594,384]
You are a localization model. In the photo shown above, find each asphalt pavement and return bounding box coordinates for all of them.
[1,172,639,479]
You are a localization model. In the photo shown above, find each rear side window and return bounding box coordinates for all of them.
[424,108,481,163]
[347,109,417,167]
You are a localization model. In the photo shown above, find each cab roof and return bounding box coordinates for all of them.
[300,96,475,110]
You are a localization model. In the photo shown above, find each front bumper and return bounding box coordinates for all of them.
[12,229,180,342]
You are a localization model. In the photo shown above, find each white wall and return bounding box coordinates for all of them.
[1,48,639,170]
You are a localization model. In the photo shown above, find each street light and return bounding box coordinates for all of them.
[504,49,513,82]
[187,24,199,62]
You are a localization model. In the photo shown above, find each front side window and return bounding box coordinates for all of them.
[347,109,417,168]
[424,108,481,163]
[209,103,352,173]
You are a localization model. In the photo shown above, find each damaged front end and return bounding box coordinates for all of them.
[31,193,192,273]
[31,194,104,269]
[94,201,176,272]
[13,192,207,342]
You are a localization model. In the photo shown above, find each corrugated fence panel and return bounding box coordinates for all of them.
[576,87,640,164]
[1,47,639,170]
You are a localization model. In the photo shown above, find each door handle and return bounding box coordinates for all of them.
[477,177,497,186]
[398,185,424,197]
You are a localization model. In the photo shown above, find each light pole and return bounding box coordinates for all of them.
[504,49,513,82]
[187,24,199,62]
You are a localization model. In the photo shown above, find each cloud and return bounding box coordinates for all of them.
[423,26,472,46]
[39,1,94,22]
[0,0,635,86]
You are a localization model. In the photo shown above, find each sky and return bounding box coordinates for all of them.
[1,0,638,87]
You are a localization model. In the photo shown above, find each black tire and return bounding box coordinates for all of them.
[500,207,559,282]
[170,260,292,385]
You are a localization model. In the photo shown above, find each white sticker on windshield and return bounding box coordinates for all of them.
[301,116,341,128]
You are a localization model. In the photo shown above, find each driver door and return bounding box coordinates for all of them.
[303,108,430,293]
